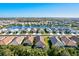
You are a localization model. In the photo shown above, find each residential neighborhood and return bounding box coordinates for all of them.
[0,18,79,48]
[0,18,79,56]
[0,18,79,35]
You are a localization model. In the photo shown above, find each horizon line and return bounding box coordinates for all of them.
[0,16,79,18]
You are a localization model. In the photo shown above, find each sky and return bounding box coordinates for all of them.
[0,3,79,17]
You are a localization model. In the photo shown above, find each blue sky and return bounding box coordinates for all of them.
[0,3,79,17]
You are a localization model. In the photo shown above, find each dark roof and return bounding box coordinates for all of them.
[50,36,57,44]
[34,35,41,42]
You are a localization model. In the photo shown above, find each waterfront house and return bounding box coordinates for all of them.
[45,28,52,33]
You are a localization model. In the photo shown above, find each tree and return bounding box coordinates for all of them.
[58,48,70,56]
[77,42,79,47]
[30,48,47,56]
[48,39,52,49]
[66,48,77,56]
[47,46,70,56]
[0,49,14,56]
[0,45,78,56]
[12,45,31,56]
[47,46,59,56]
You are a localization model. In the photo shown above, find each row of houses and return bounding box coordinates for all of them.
[0,35,79,48]
[0,18,78,28]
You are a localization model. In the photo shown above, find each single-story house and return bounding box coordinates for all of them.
[10,36,24,45]
[23,35,34,45]
[34,35,46,48]
[50,36,64,47]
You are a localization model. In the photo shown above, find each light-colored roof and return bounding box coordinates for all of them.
[0,40,5,45]
[67,40,77,46]
[15,36,24,44]
[0,36,6,40]
[70,36,79,42]
[26,35,34,43]
[60,36,70,45]
[2,36,15,45]
[60,36,77,46]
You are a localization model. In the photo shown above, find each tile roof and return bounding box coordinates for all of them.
[60,36,77,46]
[67,40,76,46]
[26,35,34,43]
[60,36,70,45]
[14,36,24,44]
[70,36,79,42]
[34,35,45,44]
[0,40,5,45]
[0,36,6,40]
[2,36,16,45]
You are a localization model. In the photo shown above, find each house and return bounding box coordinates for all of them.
[45,28,52,33]
[0,39,6,45]
[50,36,64,47]
[71,30,77,35]
[37,28,45,34]
[60,36,77,46]
[10,36,24,45]
[30,28,37,33]
[23,35,34,45]
[0,36,6,45]
[0,36,6,40]
[34,35,46,48]
[69,36,79,43]
[2,36,16,45]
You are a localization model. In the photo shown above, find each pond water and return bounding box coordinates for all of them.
[6,25,75,32]
[7,25,49,30]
